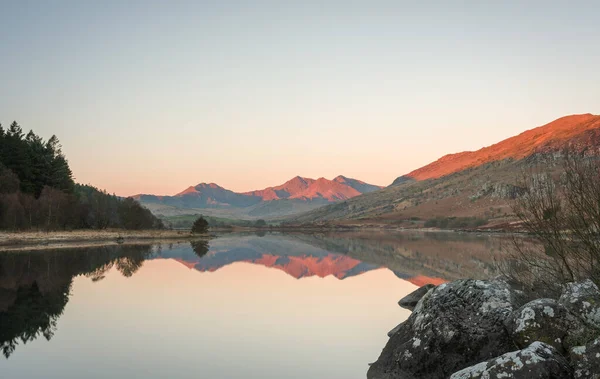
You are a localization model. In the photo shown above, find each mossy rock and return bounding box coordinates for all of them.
[506,298,588,353]
[560,279,600,330]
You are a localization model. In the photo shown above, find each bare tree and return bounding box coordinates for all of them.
[503,150,600,292]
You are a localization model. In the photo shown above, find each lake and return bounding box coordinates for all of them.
[0,231,509,379]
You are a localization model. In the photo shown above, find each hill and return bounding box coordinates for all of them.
[134,176,383,220]
[289,114,600,227]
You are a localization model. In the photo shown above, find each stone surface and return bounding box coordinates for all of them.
[506,298,588,353]
[387,322,403,338]
[398,284,435,311]
[367,279,518,379]
[559,279,600,329]
[570,337,600,379]
[450,341,572,379]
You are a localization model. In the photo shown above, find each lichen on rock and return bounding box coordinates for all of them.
[450,341,572,379]
[368,279,517,379]
[560,279,600,330]
[570,337,600,379]
[505,298,587,353]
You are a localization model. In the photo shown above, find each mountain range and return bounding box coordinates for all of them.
[134,175,382,219]
[289,113,600,227]
[134,113,600,227]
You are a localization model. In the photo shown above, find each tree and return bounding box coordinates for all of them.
[190,239,209,257]
[0,121,164,231]
[191,216,209,234]
[503,150,600,293]
[255,219,267,228]
[0,164,20,194]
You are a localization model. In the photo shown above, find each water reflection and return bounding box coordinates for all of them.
[0,231,511,378]
[154,231,508,285]
[0,245,154,358]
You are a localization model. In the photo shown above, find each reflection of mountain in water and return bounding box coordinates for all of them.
[284,231,512,282]
[0,231,514,359]
[153,232,511,285]
[0,245,154,358]
[154,235,380,280]
[158,231,511,285]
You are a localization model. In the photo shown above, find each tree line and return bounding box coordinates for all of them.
[0,121,163,230]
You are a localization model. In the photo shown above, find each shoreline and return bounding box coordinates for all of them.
[0,225,525,252]
[0,229,207,251]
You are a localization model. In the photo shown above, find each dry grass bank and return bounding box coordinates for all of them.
[0,229,202,251]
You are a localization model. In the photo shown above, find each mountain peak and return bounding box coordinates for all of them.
[196,182,223,189]
[403,113,600,181]
[139,175,382,218]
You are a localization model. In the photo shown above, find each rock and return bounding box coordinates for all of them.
[387,322,403,337]
[398,284,435,311]
[368,279,518,379]
[559,279,600,329]
[506,298,588,353]
[450,341,572,379]
[570,337,600,379]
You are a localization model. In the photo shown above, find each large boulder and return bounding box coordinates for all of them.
[368,279,518,379]
[506,298,588,353]
[559,279,600,329]
[398,284,435,311]
[570,337,600,379]
[450,341,572,379]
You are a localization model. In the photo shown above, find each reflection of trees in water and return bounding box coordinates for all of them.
[0,281,69,358]
[190,239,210,258]
[0,245,154,358]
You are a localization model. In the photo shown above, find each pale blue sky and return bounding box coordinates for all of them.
[1,1,599,195]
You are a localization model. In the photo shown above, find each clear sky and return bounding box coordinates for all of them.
[1,1,599,196]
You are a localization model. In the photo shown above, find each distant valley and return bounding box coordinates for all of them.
[133,175,383,220]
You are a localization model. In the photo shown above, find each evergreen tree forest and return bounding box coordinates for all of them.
[0,121,163,230]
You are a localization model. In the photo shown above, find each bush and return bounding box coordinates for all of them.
[502,150,600,292]
[191,216,209,234]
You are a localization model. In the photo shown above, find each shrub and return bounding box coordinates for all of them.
[191,216,209,234]
[502,150,600,292]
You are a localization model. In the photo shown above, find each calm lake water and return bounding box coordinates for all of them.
[0,231,508,379]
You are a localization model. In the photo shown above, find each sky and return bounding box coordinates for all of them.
[1,1,599,196]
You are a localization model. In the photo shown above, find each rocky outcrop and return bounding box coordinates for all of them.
[398,284,434,311]
[368,279,517,378]
[559,279,600,329]
[450,342,572,379]
[506,298,588,353]
[370,279,600,379]
[571,337,600,379]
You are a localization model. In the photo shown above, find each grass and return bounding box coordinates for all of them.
[0,229,202,250]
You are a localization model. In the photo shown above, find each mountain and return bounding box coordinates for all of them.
[394,113,600,184]
[289,114,600,227]
[333,175,382,193]
[134,175,383,219]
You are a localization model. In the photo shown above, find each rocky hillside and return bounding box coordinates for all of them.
[289,114,600,227]
[133,175,382,219]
